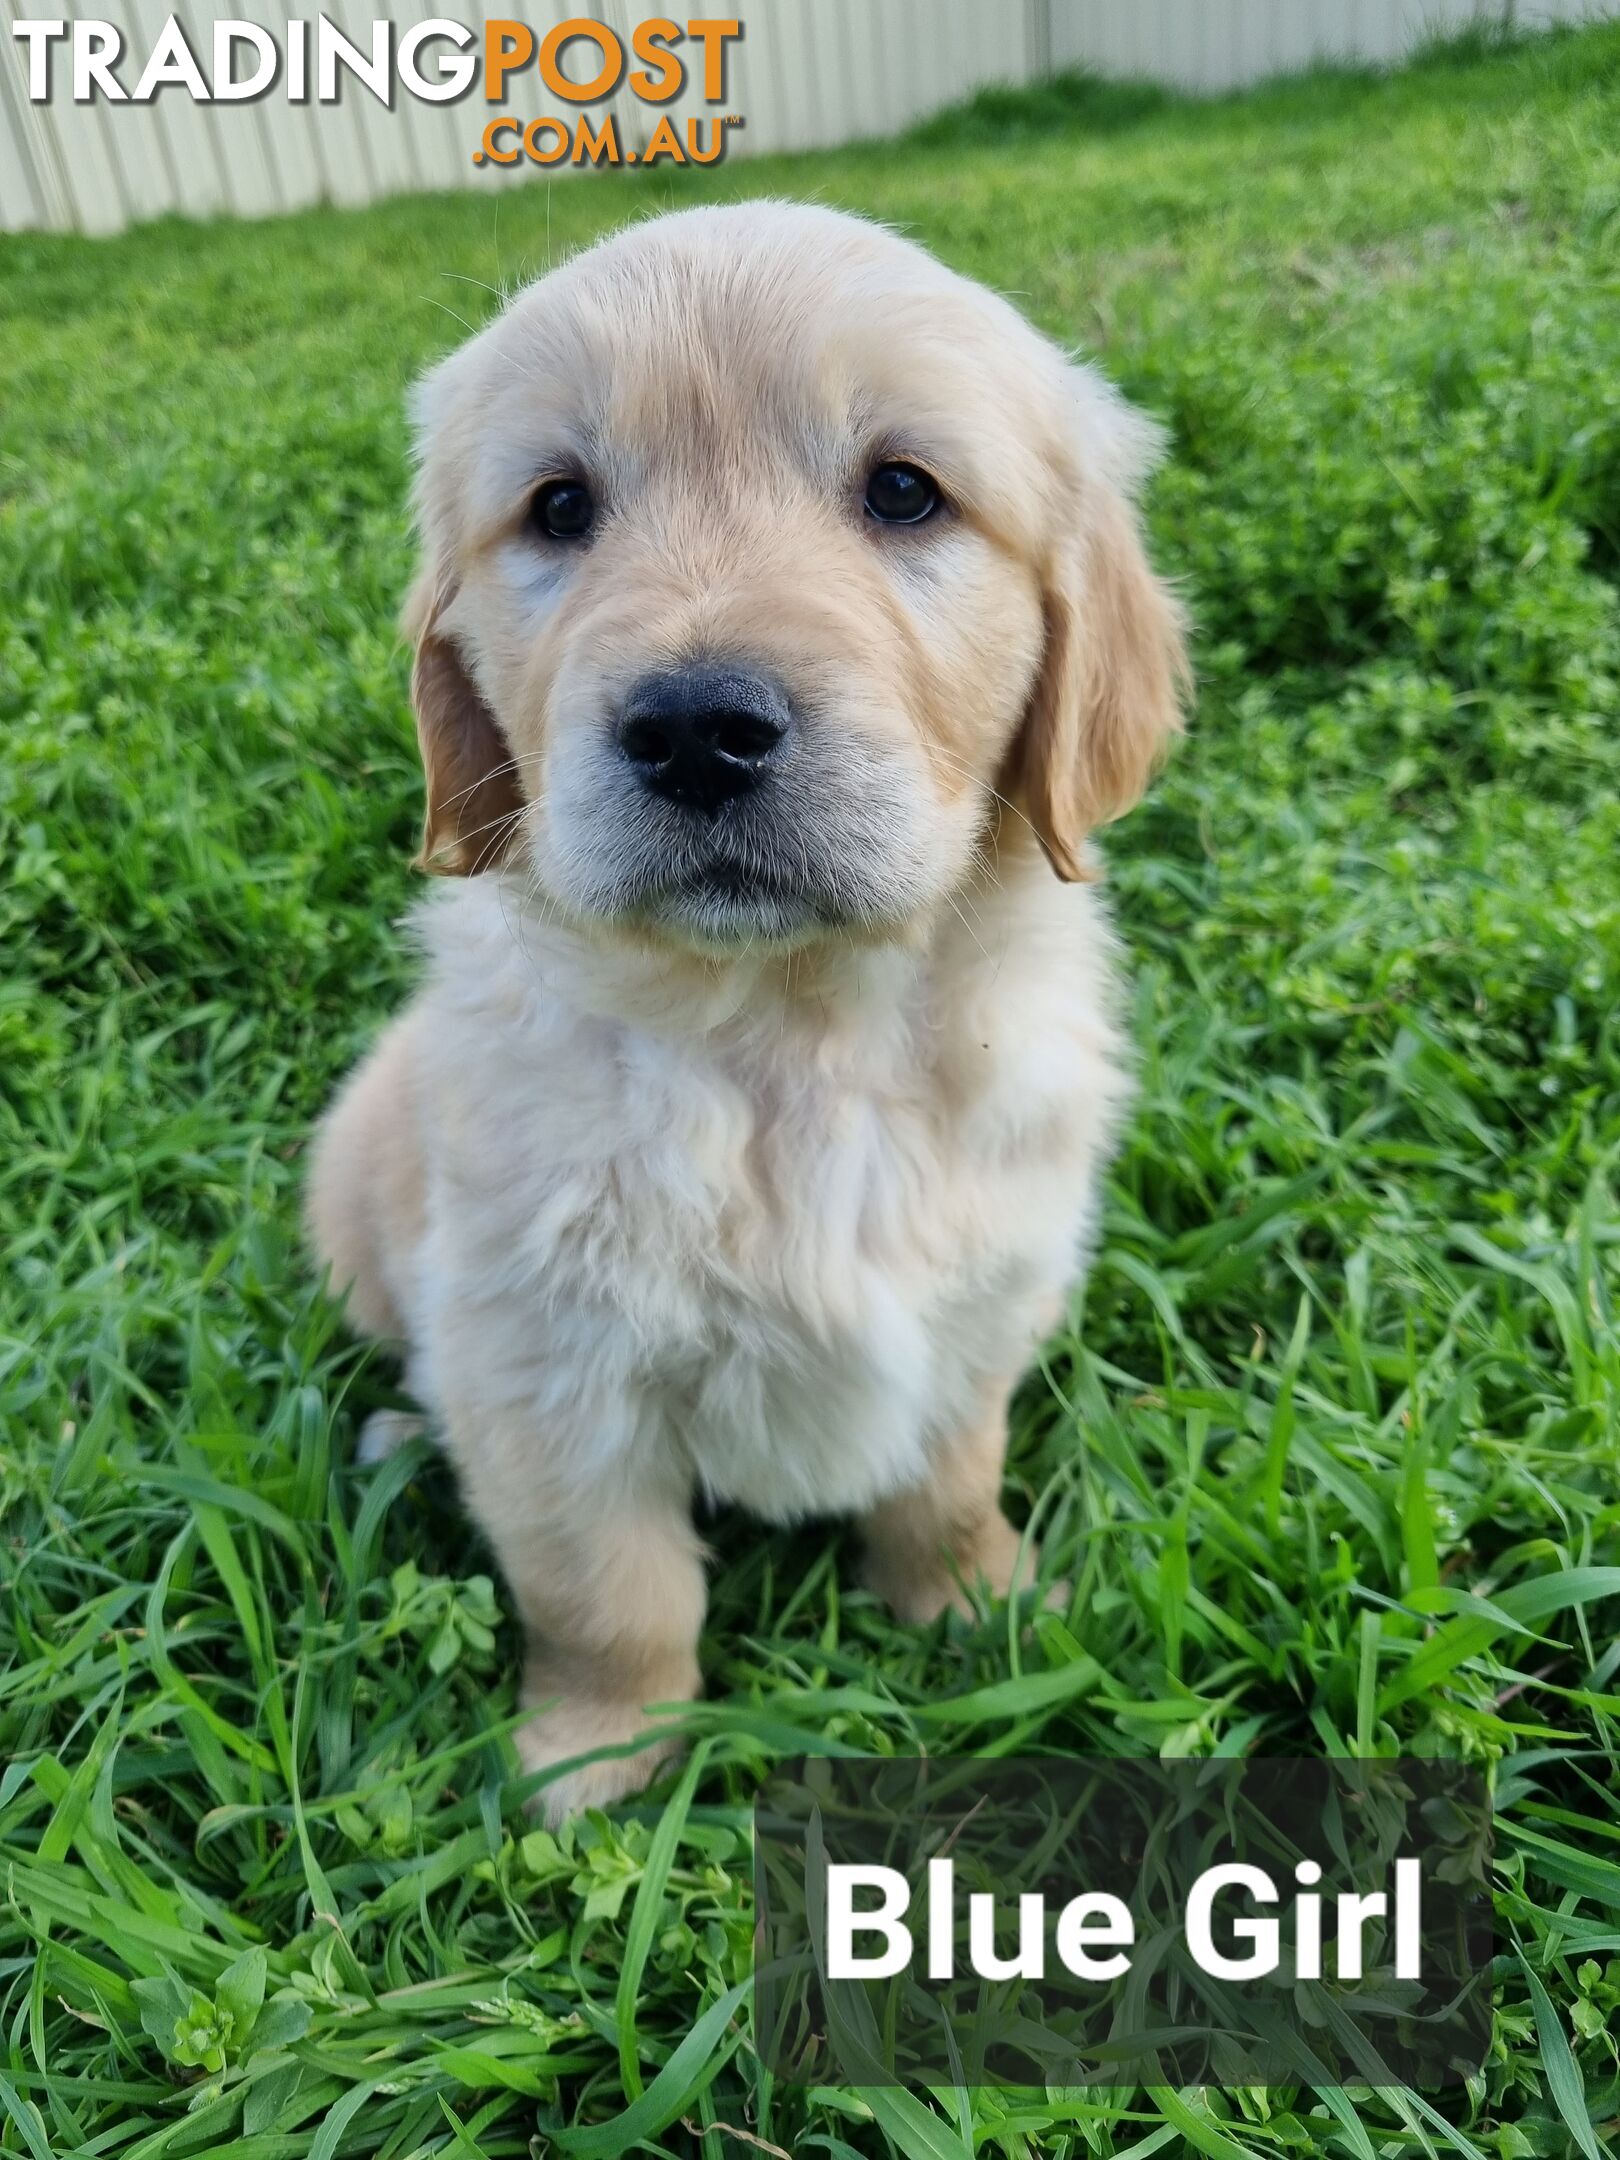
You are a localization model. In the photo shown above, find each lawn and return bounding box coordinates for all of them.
[3,21,1620,2158]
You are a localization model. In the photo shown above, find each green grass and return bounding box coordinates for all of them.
[4,20,1620,2157]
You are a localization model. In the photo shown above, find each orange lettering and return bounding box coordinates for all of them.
[523,115,570,161]
[573,112,619,162]
[538,18,622,102]
[483,19,533,101]
[685,18,739,101]
[641,112,684,163]
[629,17,681,100]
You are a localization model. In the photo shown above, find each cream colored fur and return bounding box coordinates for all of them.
[306,201,1187,1822]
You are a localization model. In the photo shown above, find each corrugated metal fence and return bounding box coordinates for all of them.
[2,0,1613,236]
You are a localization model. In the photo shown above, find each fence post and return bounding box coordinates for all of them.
[1027,0,1053,79]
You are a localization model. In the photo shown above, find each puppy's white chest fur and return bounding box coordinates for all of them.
[400,868,1129,1522]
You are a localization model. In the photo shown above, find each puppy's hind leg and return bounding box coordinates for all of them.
[305,1014,427,1343]
[859,1383,1042,1624]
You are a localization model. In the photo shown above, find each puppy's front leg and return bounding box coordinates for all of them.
[859,1391,1038,1624]
[445,1403,705,1824]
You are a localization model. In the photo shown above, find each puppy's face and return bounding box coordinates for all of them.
[408,204,1186,948]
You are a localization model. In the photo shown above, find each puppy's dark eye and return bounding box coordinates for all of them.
[864,461,940,526]
[530,478,594,541]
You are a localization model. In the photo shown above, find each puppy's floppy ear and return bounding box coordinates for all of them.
[403,345,525,878]
[1017,371,1190,882]
[403,568,524,878]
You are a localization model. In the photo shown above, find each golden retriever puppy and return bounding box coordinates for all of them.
[307,201,1187,1823]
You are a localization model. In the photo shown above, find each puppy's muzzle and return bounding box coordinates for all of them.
[617,664,791,818]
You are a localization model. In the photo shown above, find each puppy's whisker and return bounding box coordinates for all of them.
[434,755,545,816]
[943,892,993,967]
[925,743,1043,851]
[424,802,526,875]
[422,296,479,339]
[428,802,527,859]
[439,270,505,305]
[472,805,527,872]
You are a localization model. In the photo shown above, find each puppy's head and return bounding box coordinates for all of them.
[406,203,1186,945]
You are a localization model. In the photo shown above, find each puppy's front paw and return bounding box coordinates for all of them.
[515,1679,689,1826]
[356,1409,425,1465]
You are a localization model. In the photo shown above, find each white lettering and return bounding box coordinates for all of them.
[1054,1892,1134,1980]
[926,1857,953,1980]
[12,20,66,101]
[133,16,209,101]
[967,1892,1045,1981]
[212,21,275,100]
[1394,1856,1421,1979]
[1186,1863,1279,1979]
[317,14,390,105]
[825,1864,912,1980]
[398,19,476,101]
[72,21,124,101]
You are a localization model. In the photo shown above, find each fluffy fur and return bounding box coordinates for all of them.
[306,201,1188,1821]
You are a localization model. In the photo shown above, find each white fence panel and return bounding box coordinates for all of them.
[249,1,333,213]
[1,0,1614,236]
[0,27,48,223]
[1051,0,1616,83]
[1051,0,1487,87]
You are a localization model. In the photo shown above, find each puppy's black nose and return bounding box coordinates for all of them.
[617,666,790,814]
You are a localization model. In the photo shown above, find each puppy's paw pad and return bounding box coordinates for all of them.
[862,1525,1045,1626]
[862,1571,969,1626]
[861,1561,1007,1626]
